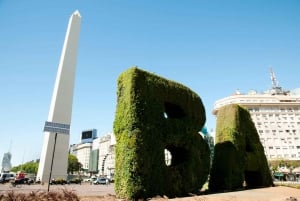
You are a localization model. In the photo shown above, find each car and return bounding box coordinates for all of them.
[67,178,82,184]
[83,178,91,182]
[0,173,15,184]
[83,177,97,182]
[93,177,107,185]
[50,178,68,185]
[11,178,34,186]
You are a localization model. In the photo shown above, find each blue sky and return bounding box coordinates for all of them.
[1,1,300,167]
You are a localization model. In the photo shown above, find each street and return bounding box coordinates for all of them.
[0,182,115,197]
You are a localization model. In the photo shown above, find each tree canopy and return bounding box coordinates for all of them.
[11,160,38,174]
[68,154,81,174]
[10,154,81,175]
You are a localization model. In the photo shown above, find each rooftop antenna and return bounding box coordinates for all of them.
[269,66,288,95]
[270,66,279,89]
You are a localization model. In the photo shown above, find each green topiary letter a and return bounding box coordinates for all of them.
[209,104,273,191]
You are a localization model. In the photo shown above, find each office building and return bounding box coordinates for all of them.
[213,69,300,160]
[71,142,92,171]
[81,129,97,143]
[71,132,115,178]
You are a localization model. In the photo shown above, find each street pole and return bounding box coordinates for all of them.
[47,133,58,192]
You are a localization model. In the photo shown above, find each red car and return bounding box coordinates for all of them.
[11,178,34,187]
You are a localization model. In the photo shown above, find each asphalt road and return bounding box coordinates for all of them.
[0,182,115,197]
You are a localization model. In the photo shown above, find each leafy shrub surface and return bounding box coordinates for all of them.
[209,104,273,191]
[114,67,210,200]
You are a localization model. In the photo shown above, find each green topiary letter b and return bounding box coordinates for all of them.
[114,67,210,200]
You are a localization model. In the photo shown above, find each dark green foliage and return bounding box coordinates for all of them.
[209,104,273,191]
[114,67,210,200]
[11,154,81,175]
[11,161,38,174]
[269,160,300,169]
[68,154,81,174]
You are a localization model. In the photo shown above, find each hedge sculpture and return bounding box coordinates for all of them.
[114,67,210,200]
[209,104,273,191]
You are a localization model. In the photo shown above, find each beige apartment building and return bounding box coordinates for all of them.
[213,70,300,161]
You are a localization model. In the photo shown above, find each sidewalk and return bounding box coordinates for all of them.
[165,186,300,201]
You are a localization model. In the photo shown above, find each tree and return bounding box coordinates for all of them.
[68,154,81,174]
[11,160,38,174]
[10,155,82,175]
[269,160,300,169]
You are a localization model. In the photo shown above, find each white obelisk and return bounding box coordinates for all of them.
[37,10,81,183]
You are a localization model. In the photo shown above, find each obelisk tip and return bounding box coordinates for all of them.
[73,10,81,18]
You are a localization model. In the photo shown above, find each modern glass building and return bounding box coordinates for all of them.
[81,129,97,143]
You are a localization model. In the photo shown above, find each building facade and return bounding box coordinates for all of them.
[71,142,92,171]
[96,133,115,178]
[213,73,300,161]
[70,131,115,178]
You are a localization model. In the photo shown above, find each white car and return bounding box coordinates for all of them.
[83,178,91,182]
[93,177,107,185]
[0,173,15,183]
